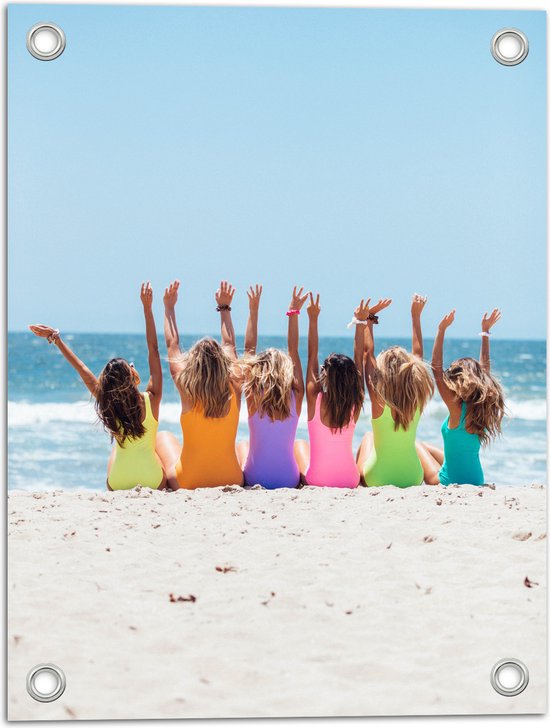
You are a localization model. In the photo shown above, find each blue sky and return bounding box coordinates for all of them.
[8,5,546,338]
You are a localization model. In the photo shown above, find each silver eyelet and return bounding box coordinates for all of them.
[26,664,66,703]
[490,659,529,697]
[26,22,66,61]
[491,29,529,67]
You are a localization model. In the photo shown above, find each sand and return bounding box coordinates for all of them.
[7,483,547,720]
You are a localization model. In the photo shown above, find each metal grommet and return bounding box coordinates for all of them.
[26,664,66,703]
[490,659,529,697]
[26,22,66,61]
[491,28,529,66]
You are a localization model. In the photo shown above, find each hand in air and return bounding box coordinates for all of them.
[438,310,456,331]
[28,324,59,343]
[140,281,153,309]
[289,286,309,312]
[354,298,371,322]
[370,298,392,316]
[216,280,236,308]
[163,280,180,308]
[482,308,502,333]
[307,292,321,319]
[247,284,263,313]
[411,293,427,318]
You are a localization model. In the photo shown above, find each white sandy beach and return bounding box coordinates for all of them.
[7,484,546,720]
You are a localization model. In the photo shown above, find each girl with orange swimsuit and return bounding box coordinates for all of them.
[156,280,244,490]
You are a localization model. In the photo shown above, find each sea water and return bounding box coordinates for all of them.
[8,332,546,490]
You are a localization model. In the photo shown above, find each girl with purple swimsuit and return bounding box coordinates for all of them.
[236,286,309,489]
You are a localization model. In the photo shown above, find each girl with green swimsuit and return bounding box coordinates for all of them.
[418,309,505,486]
[356,294,436,487]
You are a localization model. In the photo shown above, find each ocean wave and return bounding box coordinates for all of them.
[8,394,546,428]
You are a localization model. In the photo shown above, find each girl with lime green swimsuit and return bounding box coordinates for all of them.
[357,295,436,487]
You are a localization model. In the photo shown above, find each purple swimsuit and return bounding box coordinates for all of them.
[244,392,300,489]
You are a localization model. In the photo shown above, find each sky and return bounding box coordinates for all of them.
[8,5,546,338]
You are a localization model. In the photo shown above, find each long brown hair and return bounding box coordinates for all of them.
[241,348,295,420]
[373,346,434,430]
[95,358,145,445]
[443,357,505,445]
[176,337,233,418]
[319,353,364,431]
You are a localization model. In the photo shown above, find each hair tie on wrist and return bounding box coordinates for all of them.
[286,309,300,316]
[368,313,379,324]
[346,317,369,329]
[478,331,491,337]
[216,304,231,312]
[47,329,60,344]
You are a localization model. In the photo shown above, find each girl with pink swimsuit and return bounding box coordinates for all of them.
[294,293,391,488]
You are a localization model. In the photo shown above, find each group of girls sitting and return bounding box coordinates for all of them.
[30,281,505,491]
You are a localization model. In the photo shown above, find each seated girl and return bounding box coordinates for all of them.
[357,294,435,487]
[419,309,505,485]
[294,293,374,488]
[237,285,308,489]
[156,280,243,490]
[29,283,166,490]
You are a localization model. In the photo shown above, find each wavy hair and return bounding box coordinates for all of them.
[95,358,145,446]
[241,348,295,420]
[443,357,505,445]
[373,346,434,430]
[318,353,364,431]
[176,337,234,418]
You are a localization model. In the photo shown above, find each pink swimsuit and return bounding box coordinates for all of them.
[305,394,359,488]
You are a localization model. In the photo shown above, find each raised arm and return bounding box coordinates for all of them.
[480,309,501,373]
[305,293,321,411]
[140,282,162,404]
[28,325,99,396]
[287,286,309,407]
[411,293,427,358]
[432,310,461,413]
[215,280,237,360]
[362,298,392,418]
[244,284,262,355]
[353,298,371,381]
[163,280,184,381]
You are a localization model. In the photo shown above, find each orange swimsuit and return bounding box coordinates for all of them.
[175,391,243,489]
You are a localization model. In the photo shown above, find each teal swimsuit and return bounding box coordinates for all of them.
[439,402,484,486]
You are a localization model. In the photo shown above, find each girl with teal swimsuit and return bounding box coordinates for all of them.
[420,309,505,485]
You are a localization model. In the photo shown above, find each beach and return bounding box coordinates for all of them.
[7,483,546,720]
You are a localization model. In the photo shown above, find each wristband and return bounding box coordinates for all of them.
[286,309,300,316]
[216,304,231,312]
[48,329,60,344]
[478,332,491,337]
[346,317,369,329]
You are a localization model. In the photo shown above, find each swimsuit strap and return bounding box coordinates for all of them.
[459,400,468,425]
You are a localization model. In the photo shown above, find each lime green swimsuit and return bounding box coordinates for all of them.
[363,406,423,488]
[108,392,163,490]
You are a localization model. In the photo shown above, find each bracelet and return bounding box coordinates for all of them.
[216,304,231,312]
[47,329,60,344]
[346,317,369,329]
[368,313,379,324]
[478,332,491,337]
[286,309,300,316]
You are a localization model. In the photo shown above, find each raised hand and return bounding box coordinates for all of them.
[163,280,180,308]
[140,281,153,309]
[289,286,309,312]
[29,324,59,343]
[370,298,392,316]
[247,284,263,313]
[482,308,502,333]
[307,292,321,319]
[439,310,456,331]
[354,298,371,322]
[411,293,427,318]
[216,280,236,308]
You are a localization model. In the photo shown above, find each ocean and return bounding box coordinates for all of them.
[7,332,546,490]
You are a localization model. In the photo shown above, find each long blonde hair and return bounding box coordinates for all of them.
[176,337,234,418]
[241,348,295,420]
[373,346,434,430]
[443,357,505,445]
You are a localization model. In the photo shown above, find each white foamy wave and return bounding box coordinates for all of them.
[8,401,97,427]
[506,398,546,421]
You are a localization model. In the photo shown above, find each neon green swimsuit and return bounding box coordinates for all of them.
[108,392,163,490]
[363,406,423,488]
